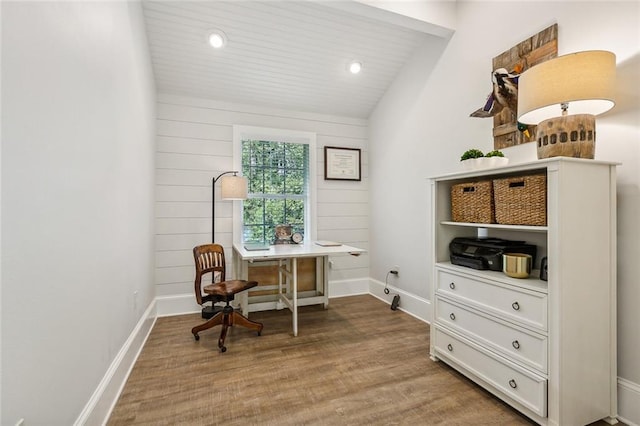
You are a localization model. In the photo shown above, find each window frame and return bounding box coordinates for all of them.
[232,125,317,245]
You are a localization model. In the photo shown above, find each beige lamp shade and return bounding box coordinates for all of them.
[220,175,248,200]
[517,50,616,124]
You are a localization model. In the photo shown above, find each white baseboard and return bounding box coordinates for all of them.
[155,293,200,317]
[368,278,432,323]
[328,277,369,298]
[74,300,156,426]
[618,377,640,426]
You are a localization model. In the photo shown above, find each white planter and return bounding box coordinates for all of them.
[461,157,509,170]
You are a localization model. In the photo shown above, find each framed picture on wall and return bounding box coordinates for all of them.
[324,146,361,181]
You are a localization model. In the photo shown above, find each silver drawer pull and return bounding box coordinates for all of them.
[449,282,456,290]
[509,379,518,389]
[512,301,520,311]
[447,344,453,351]
[512,340,520,350]
[449,313,456,320]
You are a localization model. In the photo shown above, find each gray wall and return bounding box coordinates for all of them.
[1,2,156,424]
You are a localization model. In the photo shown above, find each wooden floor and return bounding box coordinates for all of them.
[108,295,615,425]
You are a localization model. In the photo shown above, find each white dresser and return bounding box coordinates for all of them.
[429,158,617,425]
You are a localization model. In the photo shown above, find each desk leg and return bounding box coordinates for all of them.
[276,257,298,336]
[322,255,330,309]
[292,257,298,336]
[232,248,248,316]
[277,259,284,310]
[239,258,250,316]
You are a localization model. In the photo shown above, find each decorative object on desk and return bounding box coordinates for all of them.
[471,24,557,149]
[450,180,495,223]
[517,50,616,160]
[324,146,361,181]
[292,232,303,244]
[493,174,547,226]
[274,224,293,244]
[502,253,532,278]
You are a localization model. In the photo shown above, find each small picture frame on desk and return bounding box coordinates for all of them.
[324,146,361,181]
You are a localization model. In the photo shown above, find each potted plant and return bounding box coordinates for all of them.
[460,149,484,170]
[484,150,504,158]
[484,149,509,167]
[460,148,484,161]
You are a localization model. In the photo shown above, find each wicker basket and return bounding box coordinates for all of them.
[493,174,547,226]
[450,180,495,223]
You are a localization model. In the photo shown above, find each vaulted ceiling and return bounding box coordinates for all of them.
[141,1,450,118]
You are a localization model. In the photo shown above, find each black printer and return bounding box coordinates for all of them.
[449,237,537,271]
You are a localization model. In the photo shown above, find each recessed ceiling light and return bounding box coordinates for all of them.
[349,61,362,74]
[208,30,227,49]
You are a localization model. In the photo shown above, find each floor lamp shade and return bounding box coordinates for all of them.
[220,175,248,200]
[517,50,616,159]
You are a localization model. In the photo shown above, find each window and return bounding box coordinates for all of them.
[233,126,316,244]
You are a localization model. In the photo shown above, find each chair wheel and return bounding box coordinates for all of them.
[220,346,227,353]
[194,334,200,341]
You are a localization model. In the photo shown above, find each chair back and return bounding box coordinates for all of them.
[193,244,226,305]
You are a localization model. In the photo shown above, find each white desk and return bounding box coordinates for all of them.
[233,241,365,336]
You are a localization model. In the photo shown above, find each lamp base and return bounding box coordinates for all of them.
[536,114,596,159]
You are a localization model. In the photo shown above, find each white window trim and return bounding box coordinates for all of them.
[232,125,317,245]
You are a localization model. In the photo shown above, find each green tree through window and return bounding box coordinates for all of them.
[241,139,309,243]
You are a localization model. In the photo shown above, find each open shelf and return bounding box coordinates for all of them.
[440,221,548,233]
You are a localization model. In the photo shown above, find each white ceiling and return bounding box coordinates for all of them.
[141,1,446,118]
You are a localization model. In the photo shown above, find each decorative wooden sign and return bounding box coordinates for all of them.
[470,24,558,149]
[493,24,558,149]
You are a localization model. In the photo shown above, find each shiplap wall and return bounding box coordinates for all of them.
[155,93,369,306]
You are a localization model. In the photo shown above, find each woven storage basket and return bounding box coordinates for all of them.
[450,180,495,223]
[493,174,547,226]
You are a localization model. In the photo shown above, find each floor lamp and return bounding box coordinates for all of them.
[202,171,248,319]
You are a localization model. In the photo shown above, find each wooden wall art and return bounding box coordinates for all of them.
[470,24,558,150]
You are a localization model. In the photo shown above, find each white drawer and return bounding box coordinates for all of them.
[434,326,547,417]
[436,296,547,373]
[437,269,547,331]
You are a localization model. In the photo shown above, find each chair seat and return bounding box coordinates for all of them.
[203,279,258,298]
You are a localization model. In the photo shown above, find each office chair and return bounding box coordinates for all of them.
[191,244,263,352]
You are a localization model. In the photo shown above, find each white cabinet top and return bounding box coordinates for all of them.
[430,157,619,182]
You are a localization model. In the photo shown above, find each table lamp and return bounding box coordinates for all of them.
[517,50,616,159]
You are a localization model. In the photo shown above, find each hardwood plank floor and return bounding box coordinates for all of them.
[108,295,616,425]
